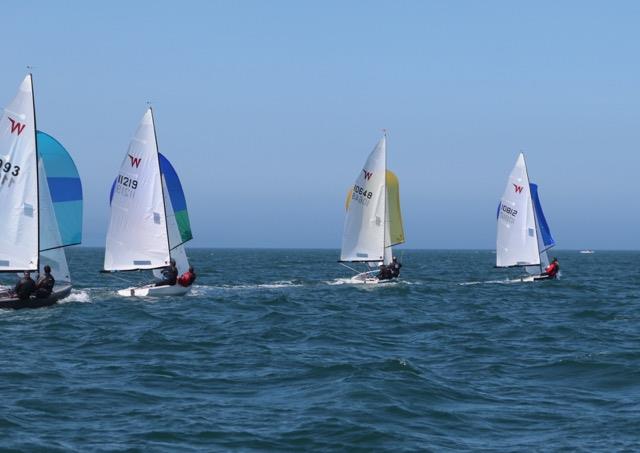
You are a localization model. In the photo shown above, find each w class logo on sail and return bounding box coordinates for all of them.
[7,118,26,136]
[362,169,373,180]
[128,154,142,168]
[513,184,524,193]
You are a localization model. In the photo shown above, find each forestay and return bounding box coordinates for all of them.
[104,109,170,271]
[496,153,540,267]
[340,136,387,263]
[0,75,39,271]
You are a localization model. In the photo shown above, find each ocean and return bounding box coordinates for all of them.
[0,248,638,451]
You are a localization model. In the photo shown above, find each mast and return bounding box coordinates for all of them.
[521,151,543,273]
[383,131,388,257]
[149,107,172,264]
[30,73,41,272]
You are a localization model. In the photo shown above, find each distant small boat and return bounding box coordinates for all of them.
[103,108,194,297]
[496,153,555,282]
[579,250,595,254]
[339,134,405,284]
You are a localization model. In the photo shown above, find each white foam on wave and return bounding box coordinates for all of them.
[59,289,92,303]
[459,279,527,286]
[325,278,406,286]
[191,281,304,293]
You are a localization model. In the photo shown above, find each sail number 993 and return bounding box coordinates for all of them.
[0,159,20,177]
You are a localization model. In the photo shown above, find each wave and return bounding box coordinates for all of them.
[59,289,92,304]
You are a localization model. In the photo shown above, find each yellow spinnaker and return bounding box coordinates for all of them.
[344,170,405,245]
[386,170,405,246]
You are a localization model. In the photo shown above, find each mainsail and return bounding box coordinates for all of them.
[497,153,555,271]
[340,136,387,263]
[0,75,39,271]
[104,109,170,271]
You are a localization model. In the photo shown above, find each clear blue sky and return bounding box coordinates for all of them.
[2,1,639,249]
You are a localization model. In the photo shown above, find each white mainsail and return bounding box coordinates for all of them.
[340,136,387,263]
[0,75,39,271]
[496,153,540,268]
[104,109,170,271]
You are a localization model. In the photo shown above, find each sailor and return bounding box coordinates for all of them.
[35,265,56,299]
[177,266,196,287]
[155,259,178,287]
[14,271,37,301]
[390,256,402,278]
[377,264,393,281]
[543,257,560,279]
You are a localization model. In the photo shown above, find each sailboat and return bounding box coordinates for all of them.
[0,74,83,309]
[496,152,556,282]
[103,108,193,297]
[339,134,405,284]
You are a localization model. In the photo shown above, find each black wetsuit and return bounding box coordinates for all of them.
[377,265,393,281]
[155,265,178,287]
[15,277,36,300]
[35,273,55,299]
[391,261,402,278]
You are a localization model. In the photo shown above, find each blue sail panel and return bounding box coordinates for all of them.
[37,131,83,246]
[159,153,192,243]
[530,183,554,248]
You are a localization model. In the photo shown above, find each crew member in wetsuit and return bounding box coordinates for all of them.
[14,271,36,300]
[390,257,402,278]
[377,264,393,281]
[155,259,178,286]
[543,257,560,279]
[177,266,196,287]
[35,265,55,299]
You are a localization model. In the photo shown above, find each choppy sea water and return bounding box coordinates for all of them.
[0,248,639,451]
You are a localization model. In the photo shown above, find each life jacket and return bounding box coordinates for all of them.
[545,262,559,277]
[178,271,196,287]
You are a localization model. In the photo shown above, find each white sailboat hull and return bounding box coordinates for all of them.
[509,273,554,283]
[117,284,191,297]
[349,271,395,285]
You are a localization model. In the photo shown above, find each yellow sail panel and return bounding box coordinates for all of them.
[345,188,353,211]
[386,170,405,245]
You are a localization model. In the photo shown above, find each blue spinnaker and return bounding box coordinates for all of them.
[37,131,83,246]
[530,183,554,248]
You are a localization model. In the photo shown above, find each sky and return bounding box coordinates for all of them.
[2,0,639,249]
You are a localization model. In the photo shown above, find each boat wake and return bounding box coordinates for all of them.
[326,278,403,286]
[190,281,304,295]
[59,289,92,303]
[459,279,526,286]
